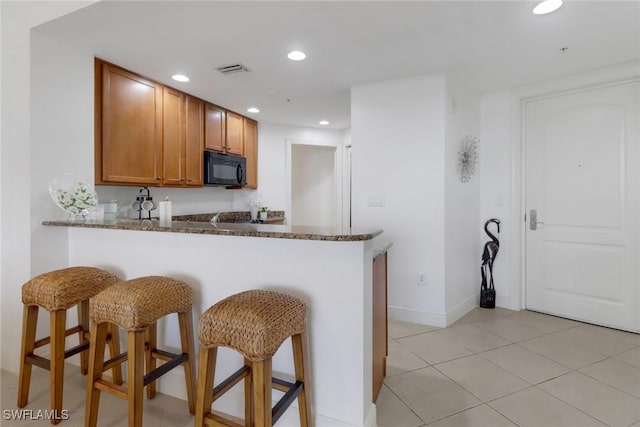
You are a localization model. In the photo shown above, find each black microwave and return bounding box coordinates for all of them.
[204,151,246,186]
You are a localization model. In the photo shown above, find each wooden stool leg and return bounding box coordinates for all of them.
[17,305,38,408]
[244,358,253,427]
[195,347,217,427]
[292,332,313,427]
[144,322,157,399]
[252,359,272,427]
[85,322,109,427]
[128,330,145,427]
[178,310,196,413]
[78,300,90,375]
[50,309,67,425]
[107,324,123,385]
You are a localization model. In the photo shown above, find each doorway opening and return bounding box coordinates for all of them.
[286,139,344,228]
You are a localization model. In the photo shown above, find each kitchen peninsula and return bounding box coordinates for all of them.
[43,219,388,427]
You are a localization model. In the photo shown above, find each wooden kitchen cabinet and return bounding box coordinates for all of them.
[96,61,163,185]
[184,96,205,186]
[243,118,258,189]
[372,251,388,402]
[96,59,256,188]
[162,87,185,186]
[225,111,244,156]
[204,104,226,152]
[204,105,244,157]
[163,91,204,186]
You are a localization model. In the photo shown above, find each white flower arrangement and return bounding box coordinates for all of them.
[49,175,98,216]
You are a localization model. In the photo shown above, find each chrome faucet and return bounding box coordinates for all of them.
[210,212,222,226]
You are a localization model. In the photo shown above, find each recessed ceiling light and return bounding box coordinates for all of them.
[287,51,306,61]
[247,107,260,114]
[319,120,330,126]
[533,0,563,15]
[171,74,190,82]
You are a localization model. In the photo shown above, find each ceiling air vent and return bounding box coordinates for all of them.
[215,64,250,75]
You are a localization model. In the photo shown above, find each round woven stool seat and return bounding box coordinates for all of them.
[90,276,192,331]
[199,289,307,361]
[22,266,117,311]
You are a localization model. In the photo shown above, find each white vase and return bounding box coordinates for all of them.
[260,211,268,221]
[250,206,258,221]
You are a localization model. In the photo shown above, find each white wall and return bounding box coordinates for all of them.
[30,29,94,278]
[341,129,352,227]
[444,78,481,320]
[258,123,344,218]
[351,74,482,326]
[351,74,449,325]
[479,92,515,308]
[1,0,98,371]
[479,61,640,311]
[291,144,337,227]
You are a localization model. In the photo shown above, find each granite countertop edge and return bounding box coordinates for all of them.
[42,219,383,242]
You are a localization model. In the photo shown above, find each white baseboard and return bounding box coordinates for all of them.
[388,305,447,328]
[365,403,378,427]
[445,292,480,326]
[389,293,480,329]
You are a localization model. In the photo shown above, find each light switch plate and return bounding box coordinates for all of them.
[368,195,385,207]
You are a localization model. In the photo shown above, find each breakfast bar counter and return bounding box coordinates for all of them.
[42,219,387,427]
[42,218,382,241]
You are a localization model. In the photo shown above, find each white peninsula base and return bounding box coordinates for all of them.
[64,226,382,427]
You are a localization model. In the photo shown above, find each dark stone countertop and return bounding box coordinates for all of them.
[172,210,285,224]
[42,218,383,242]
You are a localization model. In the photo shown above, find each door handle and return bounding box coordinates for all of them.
[529,209,545,230]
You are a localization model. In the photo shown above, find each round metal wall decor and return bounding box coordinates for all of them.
[457,135,479,183]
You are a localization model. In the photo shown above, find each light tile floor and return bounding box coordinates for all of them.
[2,308,639,426]
[379,308,640,427]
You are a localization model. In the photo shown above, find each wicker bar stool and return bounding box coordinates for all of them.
[85,276,196,427]
[18,266,122,425]
[195,290,313,427]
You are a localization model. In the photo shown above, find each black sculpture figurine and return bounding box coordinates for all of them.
[480,218,500,308]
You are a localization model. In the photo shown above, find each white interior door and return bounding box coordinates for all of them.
[525,81,639,332]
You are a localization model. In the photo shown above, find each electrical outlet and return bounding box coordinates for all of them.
[417,272,426,286]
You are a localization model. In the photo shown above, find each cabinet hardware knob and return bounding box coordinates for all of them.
[156,176,161,180]
[187,179,193,182]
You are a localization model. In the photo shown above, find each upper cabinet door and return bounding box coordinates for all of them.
[243,118,258,189]
[99,62,163,184]
[96,59,256,188]
[204,104,226,152]
[185,96,204,186]
[162,87,186,186]
[226,111,244,156]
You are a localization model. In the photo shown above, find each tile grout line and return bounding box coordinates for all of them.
[577,364,640,402]
[378,383,427,426]
[529,381,617,427]
[386,311,640,427]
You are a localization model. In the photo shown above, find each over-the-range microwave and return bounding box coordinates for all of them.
[204,151,246,186]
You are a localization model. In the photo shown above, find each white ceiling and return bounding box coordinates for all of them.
[36,1,640,130]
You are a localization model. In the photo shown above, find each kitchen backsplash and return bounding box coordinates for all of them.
[95,185,269,219]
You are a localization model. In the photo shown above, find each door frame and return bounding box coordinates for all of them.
[519,76,640,312]
[285,138,344,228]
